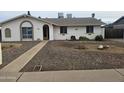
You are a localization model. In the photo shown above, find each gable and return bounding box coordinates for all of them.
[113,16,124,25]
[0,14,53,26]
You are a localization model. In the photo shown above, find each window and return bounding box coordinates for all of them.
[5,28,11,38]
[21,21,33,39]
[22,27,33,39]
[60,26,67,34]
[86,26,94,33]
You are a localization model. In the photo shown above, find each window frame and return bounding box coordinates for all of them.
[5,28,11,38]
[22,27,33,39]
[60,26,67,34]
[86,26,94,34]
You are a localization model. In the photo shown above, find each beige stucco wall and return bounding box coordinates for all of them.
[1,16,104,41]
[1,17,53,41]
[53,26,104,40]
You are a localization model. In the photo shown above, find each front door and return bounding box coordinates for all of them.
[43,25,49,40]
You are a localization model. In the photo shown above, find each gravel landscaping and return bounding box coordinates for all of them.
[0,41,40,69]
[20,40,124,72]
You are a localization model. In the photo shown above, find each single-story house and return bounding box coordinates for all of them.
[105,16,124,39]
[0,13,105,41]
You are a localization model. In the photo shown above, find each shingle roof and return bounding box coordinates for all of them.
[0,14,105,26]
[113,16,124,25]
[42,18,105,26]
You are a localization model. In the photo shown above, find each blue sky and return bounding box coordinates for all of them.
[0,11,124,24]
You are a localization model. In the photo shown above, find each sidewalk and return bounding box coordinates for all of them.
[17,69,124,82]
[0,41,48,72]
[0,69,124,82]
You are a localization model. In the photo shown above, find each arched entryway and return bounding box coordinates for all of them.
[43,25,49,40]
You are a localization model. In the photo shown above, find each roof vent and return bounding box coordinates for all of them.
[38,16,41,19]
[27,11,31,16]
[66,14,72,18]
[58,13,64,18]
[91,13,95,18]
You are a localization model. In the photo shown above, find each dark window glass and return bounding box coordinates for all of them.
[60,26,67,34]
[28,31,32,34]
[86,26,94,33]
[22,27,32,39]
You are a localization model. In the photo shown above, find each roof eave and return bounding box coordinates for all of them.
[0,14,27,25]
[54,24,106,27]
[0,14,54,25]
[112,16,124,25]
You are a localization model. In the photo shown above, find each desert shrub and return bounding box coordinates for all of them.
[95,35,103,41]
[70,36,76,41]
[79,36,89,41]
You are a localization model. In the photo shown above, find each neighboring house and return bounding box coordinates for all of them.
[0,13,105,41]
[105,16,124,39]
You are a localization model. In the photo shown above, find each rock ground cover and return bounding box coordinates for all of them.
[20,40,124,72]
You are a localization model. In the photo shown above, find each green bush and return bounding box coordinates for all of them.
[71,36,76,41]
[79,36,89,41]
[95,35,103,41]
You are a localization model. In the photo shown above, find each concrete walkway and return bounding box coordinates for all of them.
[0,41,48,72]
[0,69,124,82]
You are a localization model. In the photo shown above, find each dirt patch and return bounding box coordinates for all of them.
[0,41,40,69]
[20,40,124,72]
[60,43,124,54]
[2,43,22,51]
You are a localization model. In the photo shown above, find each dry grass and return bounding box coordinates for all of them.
[2,43,22,50]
